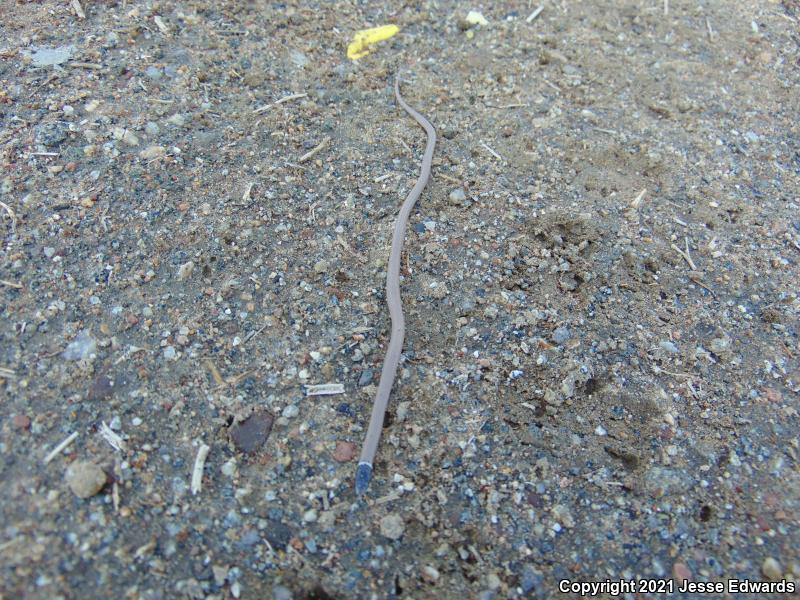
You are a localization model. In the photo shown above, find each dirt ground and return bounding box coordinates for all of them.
[1,0,799,598]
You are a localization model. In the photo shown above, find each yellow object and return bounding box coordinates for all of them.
[347,25,400,60]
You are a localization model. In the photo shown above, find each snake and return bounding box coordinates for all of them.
[355,74,437,495]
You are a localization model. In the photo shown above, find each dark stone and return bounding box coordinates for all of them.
[88,374,114,401]
[229,410,274,454]
[264,519,292,551]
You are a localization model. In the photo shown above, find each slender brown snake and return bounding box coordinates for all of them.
[355,74,437,495]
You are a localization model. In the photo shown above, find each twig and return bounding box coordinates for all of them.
[526,5,544,23]
[705,18,715,41]
[664,0,668,16]
[480,141,503,161]
[298,137,329,163]
[671,238,697,270]
[486,103,529,109]
[240,322,269,346]
[305,383,345,396]
[71,0,85,19]
[67,62,102,70]
[43,431,79,464]
[191,443,210,495]
[689,277,716,298]
[253,93,308,114]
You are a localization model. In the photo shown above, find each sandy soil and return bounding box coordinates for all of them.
[1,1,799,598]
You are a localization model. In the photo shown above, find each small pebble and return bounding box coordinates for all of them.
[333,440,357,462]
[65,461,107,499]
[13,414,31,430]
[762,557,782,580]
[139,145,166,160]
[272,585,293,600]
[421,565,440,582]
[379,513,405,540]
[448,188,467,205]
[229,410,274,454]
[672,562,691,582]
[303,509,318,523]
[660,340,679,353]
[552,327,570,345]
[358,369,373,386]
[282,405,299,419]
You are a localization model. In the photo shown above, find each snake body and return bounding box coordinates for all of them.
[355,75,437,495]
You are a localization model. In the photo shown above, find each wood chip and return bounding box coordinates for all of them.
[191,443,210,495]
[305,383,345,396]
[298,137,329,163]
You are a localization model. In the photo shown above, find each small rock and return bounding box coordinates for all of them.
[448,188,467,205]
[313,260,329,274]
[65,460,107,499]
[145,65,163,80]
[659,340,679,353]
[552,326,570,345]
[281,405,299,419]
[88,374,114,401]
[421,565,440,583]
[12,414,31,430]
[62,330,97,361]
[464,10,489,27]
[166,113,187,127]
[762,557,782,580]
[333,440,357,462]
[358,369,373,387]
[212,565,228,587]
[177,261,194,281]
[594,425,607,436]
[112,127,139,146]
[139,145,166,160]
[672,562,691,582]
[303,509,317,523]
[145,121,161,136]
[163,346,177,360]
[379,513,405,540]
[272,585,293,600]
[229,410,274,454]
[26,45,76,67]
[221,459,237,477]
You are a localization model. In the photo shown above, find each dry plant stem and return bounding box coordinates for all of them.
[355,74,436,495]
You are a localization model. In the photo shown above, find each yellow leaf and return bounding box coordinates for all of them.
[347,24,400,60]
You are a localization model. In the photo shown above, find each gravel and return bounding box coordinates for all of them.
[1,0,798,597]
